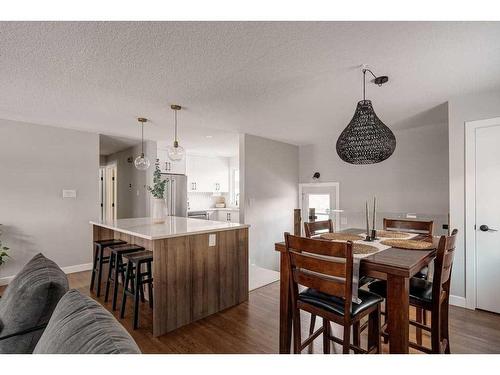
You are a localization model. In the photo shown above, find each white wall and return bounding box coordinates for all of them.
[240,134,299,271]
[300,122,449,229]
[448,89,500,299]
[0,118,99,282]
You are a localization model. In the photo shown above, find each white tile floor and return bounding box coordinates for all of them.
[249,264,280,291]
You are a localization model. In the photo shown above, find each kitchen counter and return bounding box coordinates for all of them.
[205,207,239,211]
[89,216,248,240]
[91,216,249,336]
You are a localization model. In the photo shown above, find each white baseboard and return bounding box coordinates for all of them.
[449,294,467,308]
[0,262,93,286]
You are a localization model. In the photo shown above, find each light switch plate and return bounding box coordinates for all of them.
[341,217,348,225]
[62,189,77,198]
[209,233,216,247]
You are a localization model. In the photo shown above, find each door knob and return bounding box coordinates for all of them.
[479,224,498,232]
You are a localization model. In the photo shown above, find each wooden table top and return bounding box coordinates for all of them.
[275,228,438,278]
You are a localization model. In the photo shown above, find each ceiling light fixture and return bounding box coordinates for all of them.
[336,66,396,164]
[167,104,185,161]
[134,117,151,170]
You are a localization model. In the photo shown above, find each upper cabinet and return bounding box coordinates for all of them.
[187,155,229,193]
[157,143,186,175]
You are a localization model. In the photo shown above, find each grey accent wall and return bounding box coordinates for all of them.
[0,118,99,280]
[300,123,449,218]
[448,89,500,298]
[103,141,157,219]
[240,134,299,271]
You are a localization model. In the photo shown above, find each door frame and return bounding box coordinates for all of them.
[465,116,500,310]
[298,182,340,233]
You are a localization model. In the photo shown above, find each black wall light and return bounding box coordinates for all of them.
[336,66,396,164]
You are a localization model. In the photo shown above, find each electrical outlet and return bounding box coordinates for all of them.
[62,189,77,198]
[209,234,216,247]
[406,213,417,219]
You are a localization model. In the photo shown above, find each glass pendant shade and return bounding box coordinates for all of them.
[336,100,396,164]
[135,117,150,170]
[134,153,151,170]
[167,141,185,161]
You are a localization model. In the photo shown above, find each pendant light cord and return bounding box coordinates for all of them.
[174,109,178,143]
[141,123,144,156]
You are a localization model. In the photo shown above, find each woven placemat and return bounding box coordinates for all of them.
[353,243,378,255]
[376,230,412,239]
[320,233,364,241]
[380,239,435,250]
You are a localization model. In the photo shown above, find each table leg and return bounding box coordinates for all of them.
[279,252,292,354]
[386,274,410,354]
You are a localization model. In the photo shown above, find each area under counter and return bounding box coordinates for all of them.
[90,217,249,337]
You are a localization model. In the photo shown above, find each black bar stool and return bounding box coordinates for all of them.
[119,250,153,329]
[104,243,145,310]
[91,239,127,296]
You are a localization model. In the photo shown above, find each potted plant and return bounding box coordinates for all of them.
[147,160,168,224]
[0,224,10,267]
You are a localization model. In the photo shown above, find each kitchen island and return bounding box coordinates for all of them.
[90,217,249,337]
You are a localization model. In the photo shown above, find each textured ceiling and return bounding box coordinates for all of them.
[1,21,500,146]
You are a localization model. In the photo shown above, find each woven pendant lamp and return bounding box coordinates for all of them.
[336,68,396,164]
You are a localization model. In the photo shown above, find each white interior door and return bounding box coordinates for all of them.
[475,123,500,314]
[299,183,340,233]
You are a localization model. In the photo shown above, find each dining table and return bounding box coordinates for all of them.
[275,228,437,354]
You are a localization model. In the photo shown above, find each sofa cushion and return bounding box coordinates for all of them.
[0,253,69,353]
[34,290,141,354]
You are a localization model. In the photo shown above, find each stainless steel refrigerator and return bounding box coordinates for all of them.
[161,173,188,217]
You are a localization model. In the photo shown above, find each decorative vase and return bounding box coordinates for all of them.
[151,198,167,224]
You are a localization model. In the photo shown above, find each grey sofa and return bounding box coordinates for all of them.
[0,253,69,353]
[34,289,141,354]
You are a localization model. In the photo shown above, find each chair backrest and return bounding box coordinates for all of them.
[284,232,353,316]
[432,229,458,301]
[304,219,334,238]
[383,218,434,235]
[0,253,69,354]
[34,289,141,354]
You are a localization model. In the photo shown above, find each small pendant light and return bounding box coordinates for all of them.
[167,104,185,161]
[134,117,151,170]
[336,66,396,164]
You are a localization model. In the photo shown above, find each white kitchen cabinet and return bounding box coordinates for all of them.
[186,155,229,193]
[157,146,186,175]
[216,209,239,223]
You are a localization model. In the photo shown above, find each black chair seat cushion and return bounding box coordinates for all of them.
[33,290,141,354]
[298,288,383,317]
[414,266,429,280]
[368,278,433,304]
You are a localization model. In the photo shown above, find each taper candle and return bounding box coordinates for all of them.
[373,196,377,230]
[365,201,370,235]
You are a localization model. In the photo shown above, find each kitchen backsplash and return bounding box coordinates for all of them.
[188,192,231,211]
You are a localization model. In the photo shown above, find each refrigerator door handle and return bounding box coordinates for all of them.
[171,178,176,216]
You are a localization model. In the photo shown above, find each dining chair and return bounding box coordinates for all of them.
[383,218,435,334]
[383,218,434,235]
[304,219,334,238]
[284,232,383,354]
[368,229,458,353]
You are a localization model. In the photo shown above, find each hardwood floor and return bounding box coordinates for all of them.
[3,269,500,353]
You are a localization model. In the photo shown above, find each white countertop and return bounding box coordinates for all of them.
[90,216,249,240]
[205,207,239,211]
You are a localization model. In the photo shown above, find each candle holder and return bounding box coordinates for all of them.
[370,229,378,241]
[364,234,374,242]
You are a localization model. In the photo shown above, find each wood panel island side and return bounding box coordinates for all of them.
[90,217,249,337]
